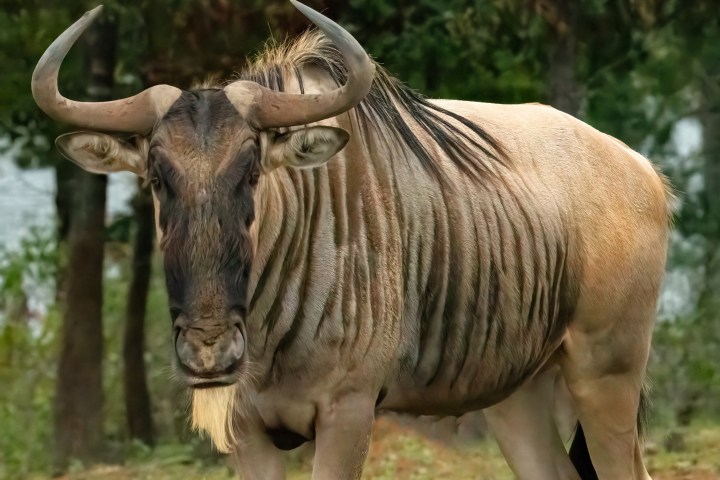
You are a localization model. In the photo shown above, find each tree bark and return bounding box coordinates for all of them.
[54,161,74,305]
[123,184,155,446]
[55,160,74,244]
[53,172,108,468]
[675,84,720,424]
[698,91,720,322]
[52,13,116,470]
[536,0,582,116]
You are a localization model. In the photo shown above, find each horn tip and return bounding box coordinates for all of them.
[86,5,104,19]
[289,0,313,17]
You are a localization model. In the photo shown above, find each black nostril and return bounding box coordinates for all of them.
[172,311,190,340]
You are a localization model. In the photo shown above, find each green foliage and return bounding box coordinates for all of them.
[0,228,58,314]
[0,226,196,478]
[344,0,546,102]
[0,229,60,477]
[0,6,72,166]
[650,310,720,424]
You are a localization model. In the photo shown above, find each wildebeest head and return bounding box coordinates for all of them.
[32,1,374,387]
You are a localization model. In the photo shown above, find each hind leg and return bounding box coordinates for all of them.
[485,364,580,480]
[561,299,654,480]
[560,208,669,480]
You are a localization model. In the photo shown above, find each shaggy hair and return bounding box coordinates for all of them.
[237,31,505,181]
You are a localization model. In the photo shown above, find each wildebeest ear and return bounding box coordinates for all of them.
[265,126,350,171]
[55,131,148,177]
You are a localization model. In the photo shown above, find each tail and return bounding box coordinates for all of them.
[569,384,650,480]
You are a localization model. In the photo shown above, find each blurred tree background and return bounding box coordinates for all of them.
[0,0,718,478]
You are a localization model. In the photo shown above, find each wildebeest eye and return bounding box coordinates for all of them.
[148,148,181,197]
[150,170,172,197]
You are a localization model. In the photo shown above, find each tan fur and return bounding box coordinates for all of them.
[222,81,257,118]
[55,132,148,175]
[243,33,325,78]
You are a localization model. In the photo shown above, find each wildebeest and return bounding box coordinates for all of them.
[33,2,673,479]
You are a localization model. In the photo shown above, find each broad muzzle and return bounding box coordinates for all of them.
[174,309,245,387]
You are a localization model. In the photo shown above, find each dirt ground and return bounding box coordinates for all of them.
[47,418,720,479]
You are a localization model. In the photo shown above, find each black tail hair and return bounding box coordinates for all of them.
[569,385,650,480]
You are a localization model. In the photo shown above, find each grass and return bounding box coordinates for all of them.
[32,418,720,480]
[646,426,720,480]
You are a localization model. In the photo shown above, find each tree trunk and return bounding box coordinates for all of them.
[53,172,108,468]
[700,105,720,418]
[675,86,720,424]
[536,0,582,116]
[123,184,155,446]
[53,13,116,470]
[54,161,74,304]
[55,161,74,244]
[697,91,720,326]
[699,105,720,306]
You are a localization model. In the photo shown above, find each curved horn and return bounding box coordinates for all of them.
[227,0,376,129]
[32,5,181,134]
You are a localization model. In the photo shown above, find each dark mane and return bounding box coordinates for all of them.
[237,31,505,181]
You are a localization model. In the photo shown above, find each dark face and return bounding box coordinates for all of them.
[49,70,353,391]
[35,0,371,400]
[53,84,350,389]
[149,90,259,387]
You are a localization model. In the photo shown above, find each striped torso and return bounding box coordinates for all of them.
[245,108,576,416]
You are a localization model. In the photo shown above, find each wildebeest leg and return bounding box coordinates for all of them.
[231,429,286,480]
[311,392,375,480]
[485,365,580,480]
[553,368,579,444]
[561,302,654,480]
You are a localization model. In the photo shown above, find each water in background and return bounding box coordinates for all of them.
[0,145,137,323]
[0,149,136,252]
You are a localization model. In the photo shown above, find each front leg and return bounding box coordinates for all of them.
[231,428,286,480]
[312,392,375,480]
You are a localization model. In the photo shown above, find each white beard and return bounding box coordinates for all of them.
[191,385,237,453]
